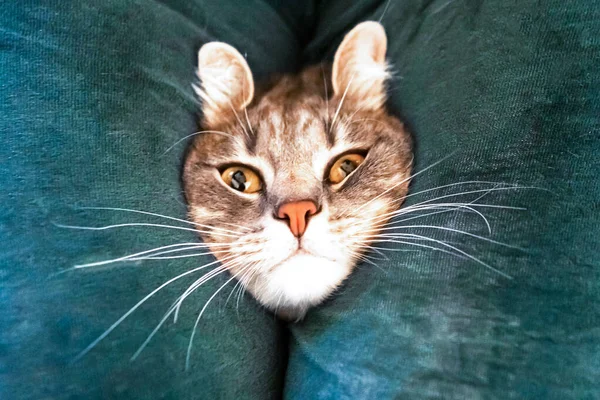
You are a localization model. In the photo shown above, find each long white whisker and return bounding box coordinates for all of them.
[162,130,233,154]
[396,186,532,211]
[185,265,252,370]
[244,107,254,136]
[384,207,480,226]
[135,266,231,361]
[72,243,210,269]
[172,251,261,322]
[378,0,392,22]
[225,264,254,309]
[132,250,232,261]
[368,203,493,234]
[321,63,329,121]
[377,225,525,250]
[55,222,238,238]
[366,205,472,230]
[236,263,262,314]
[396,180,520,204]
[354,153,456,214]
[172,259,243,321]
[330,73,355,133]
[130,259,241,361]
[368,239,467,259]
[124,244,230,260]
[375,233,512,279]
[72,206,249,234]
[365,201,525,227]
[71,255,235,363]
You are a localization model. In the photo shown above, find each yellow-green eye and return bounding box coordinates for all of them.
[220,166,262,193]
[328,153,365,184]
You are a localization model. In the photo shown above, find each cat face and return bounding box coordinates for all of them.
[183,22,412,320]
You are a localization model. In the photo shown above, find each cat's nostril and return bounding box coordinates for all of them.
[276,200,318,237]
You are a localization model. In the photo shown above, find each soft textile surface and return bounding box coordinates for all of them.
[1,1,599,399]
[287,0,600,399]
[0,1,311,398]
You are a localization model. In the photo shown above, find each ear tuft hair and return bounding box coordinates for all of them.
[332,21,389,111]
[195,42,254,127]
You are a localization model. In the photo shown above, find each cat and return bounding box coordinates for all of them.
[68,20,520,363]
[183,21,413,321]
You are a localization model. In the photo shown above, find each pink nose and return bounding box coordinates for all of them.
[277,201,318,237]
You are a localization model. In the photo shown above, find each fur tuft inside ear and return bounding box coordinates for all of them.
[332,21,389,111]
[195,42,254,127]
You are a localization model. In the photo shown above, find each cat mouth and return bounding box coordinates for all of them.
[269,247,334,272]
[279,248,311,264]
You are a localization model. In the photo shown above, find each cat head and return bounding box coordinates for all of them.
[183,22,412,320]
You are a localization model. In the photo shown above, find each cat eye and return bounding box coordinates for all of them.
[220,166,262,194]
[328,153,366,184]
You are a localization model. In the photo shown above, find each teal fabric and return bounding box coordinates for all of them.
[0,1,312,398]
[2,1,599,399]
[288,0,600,399]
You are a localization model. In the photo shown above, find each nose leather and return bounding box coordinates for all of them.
[277,201,318,237]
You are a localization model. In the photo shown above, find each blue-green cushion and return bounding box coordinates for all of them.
[0,1,313,398]
[2,1,599,399]
[286,1,600,398]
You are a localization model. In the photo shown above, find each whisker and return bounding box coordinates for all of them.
[236,263,262,314]
[321,63,329,122]
[200,74,250,138]
[162,130,233,154]
[378,0,392,22]
[354,152,456,214]
[396,180,520,204]
[236,268,255,313]
[385,207,483,226]
[364,199,527,231]
[71,255,236,363]
[130,259,242,361]
[394,186,533,211]
[368,239,466,259]
[55,222,238,238]
[186,264,254,370]
[244,107,254,136]
[366,244,425,254]
[330,73,355,133]
[132,249,232,261]
[71,243,211,269]
[363,244,390,261]
[225,264,255,310]
[172,260,242,321]
[124,244,229,259]
[373,233,513,279]
[365,201,525,228]
[369,203,494,235]
[353,251,388,273]
[72,206,247,234]
[378,225,525,250]
[171,249,261,322]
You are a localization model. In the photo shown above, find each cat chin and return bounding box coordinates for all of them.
[249,253,352,321]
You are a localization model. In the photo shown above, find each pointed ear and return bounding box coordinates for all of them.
[332,21,389,111]
[195,42,254,127]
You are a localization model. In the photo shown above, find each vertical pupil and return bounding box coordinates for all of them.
[340,159,356,175]
[231,170,246,191]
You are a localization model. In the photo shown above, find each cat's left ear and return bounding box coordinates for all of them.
[332,21,389,111]
[196,42,254,127]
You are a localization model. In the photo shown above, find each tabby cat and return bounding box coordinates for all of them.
[183,21,412,320]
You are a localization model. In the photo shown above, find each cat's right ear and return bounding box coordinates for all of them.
[195,42,254,127]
